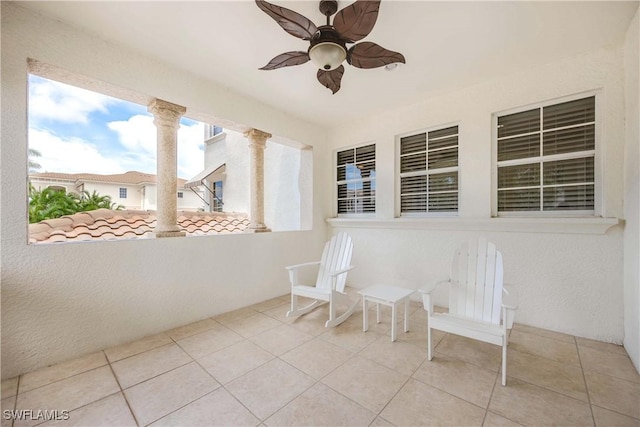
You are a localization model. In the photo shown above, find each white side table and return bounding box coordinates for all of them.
[358,285,415,342]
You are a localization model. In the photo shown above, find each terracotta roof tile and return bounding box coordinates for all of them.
[40,217,74,231]
[29,209,250,244]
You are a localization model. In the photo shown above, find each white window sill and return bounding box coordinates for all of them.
[326,216,620,235]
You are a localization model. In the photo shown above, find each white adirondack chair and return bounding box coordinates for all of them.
[286,232,359,327]
[420,237,518,386]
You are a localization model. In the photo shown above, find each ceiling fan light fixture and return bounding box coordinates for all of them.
[309,42,347,71]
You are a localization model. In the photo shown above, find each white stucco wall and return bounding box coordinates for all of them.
[204,130,308,231]
[264,142,304,231]
[83,182,142,210]
[327,46,628,343]
[0,3,329,379]
[204,131,250,214]
[623,6,640,371]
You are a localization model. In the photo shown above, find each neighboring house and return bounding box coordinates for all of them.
[185,124,311,231]
[29,171,204,211]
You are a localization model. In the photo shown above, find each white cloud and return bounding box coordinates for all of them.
[108,114,157,155]
[177,122,205,179]
[108,115,204,179]
[29,129,125,174]
[29,77,118,124]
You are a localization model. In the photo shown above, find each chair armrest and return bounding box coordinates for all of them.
[418,279,450,313]
[502,285,518,329]
[285,261,321,271]
[328,265,355,291]
[285,261,320,287]
[418,279,451,295]
[502,285,519,310]
[329,265,355,277]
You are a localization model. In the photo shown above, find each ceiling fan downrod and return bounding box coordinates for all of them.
[319,0,338,25]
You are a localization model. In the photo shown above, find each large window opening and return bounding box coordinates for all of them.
[27,72,311,243]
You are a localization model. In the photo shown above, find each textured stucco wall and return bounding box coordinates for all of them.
[623,5,640,371]
[0,3,329,379]
[327,46,628,343]
[264,143,303,231]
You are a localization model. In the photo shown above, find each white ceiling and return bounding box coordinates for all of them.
[19,1,638,127]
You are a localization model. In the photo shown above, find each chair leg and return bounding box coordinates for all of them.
[427,326,433,361]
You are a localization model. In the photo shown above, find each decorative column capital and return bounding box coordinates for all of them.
[148,99,186,128]
[244,128,272,146]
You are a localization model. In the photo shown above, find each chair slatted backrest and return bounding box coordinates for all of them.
[449,237,504,325]
[315,233,353,292]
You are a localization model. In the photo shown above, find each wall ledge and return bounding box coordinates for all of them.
[326,217,621,235]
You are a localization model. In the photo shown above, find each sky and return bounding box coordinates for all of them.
[28,75,205,180]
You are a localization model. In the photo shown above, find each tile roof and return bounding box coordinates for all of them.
[29,209,250,244]
[30,171,189,187]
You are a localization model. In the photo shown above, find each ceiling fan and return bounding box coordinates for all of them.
[256,0,405,94]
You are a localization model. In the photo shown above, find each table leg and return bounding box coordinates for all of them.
[376,303,381,324]
[363,297,368,332]
[391,303,397,341]
[404,298,409,332]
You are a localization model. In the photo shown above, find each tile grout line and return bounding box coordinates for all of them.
[267,305,393,421]
[275,345,377,424]
[480,365,502,427]
[190,351,265,425]
[105,335,174,364]
[104,350,141,427]
[12,358,109,397]
[575,339,598,426]
[10,375,20,427]
[140,331,262,426]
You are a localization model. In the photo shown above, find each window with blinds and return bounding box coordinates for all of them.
[399,126,458,214]
[336,144,375,215]
[496,96,595,213]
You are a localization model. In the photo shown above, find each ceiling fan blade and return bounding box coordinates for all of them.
[317,65,345,94]
[347,41,405,69]
[255,0,318,41]
[259,51,310,70]
[333,0,381,43]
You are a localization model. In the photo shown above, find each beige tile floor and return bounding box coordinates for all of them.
[2,294,639,427]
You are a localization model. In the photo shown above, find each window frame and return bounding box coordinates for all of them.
[119,187,128,199]
[334,142,376,217]
[492,91,602,217]
[396,123,460,217]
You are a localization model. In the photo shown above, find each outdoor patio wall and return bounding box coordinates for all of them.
[623,6,640,372]
[0,3,330,379]
[327,45,629,344]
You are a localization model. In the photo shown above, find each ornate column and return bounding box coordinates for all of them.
[148,99,186,238]
[244,128,272,232]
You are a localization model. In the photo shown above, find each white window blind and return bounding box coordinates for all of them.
[399,126,458,214]
[496,96,595,213]
[336,144,375,214]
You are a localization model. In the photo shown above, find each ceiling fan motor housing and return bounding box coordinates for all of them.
[308,25,348,70]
